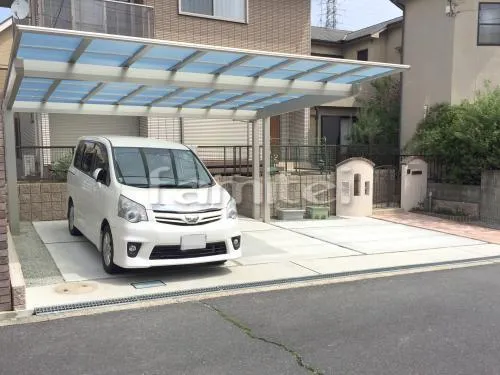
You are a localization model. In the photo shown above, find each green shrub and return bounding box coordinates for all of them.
[406,84,500,185]
[51,153,73,180]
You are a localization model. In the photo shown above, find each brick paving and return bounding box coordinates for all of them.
[373,211,500,245]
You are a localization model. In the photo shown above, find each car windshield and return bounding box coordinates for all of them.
[113,147,214,188]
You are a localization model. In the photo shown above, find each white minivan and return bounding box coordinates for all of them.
[67,136,242,274]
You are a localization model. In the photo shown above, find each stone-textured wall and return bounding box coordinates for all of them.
[217,173,336,219]
[427,182,481,217]
[18,182,67,222]
[428,182,481,203]
[0,98,11,312]
[481,171,500,223]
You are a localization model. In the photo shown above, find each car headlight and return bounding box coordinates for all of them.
[226,198,238,220]
[118,195,148,223]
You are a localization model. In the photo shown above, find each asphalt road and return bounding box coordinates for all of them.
[3,264,500,375]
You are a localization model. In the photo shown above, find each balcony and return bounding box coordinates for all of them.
[20,0,153,38]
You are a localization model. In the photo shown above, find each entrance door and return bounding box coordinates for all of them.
[271,116,280,145]
[321,116,341,145]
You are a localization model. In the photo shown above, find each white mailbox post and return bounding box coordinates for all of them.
[336,158,375,217]
[401,157,428,212]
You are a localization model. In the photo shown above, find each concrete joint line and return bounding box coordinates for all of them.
[200,302,325,375]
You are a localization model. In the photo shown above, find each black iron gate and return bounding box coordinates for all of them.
[373,165,401,208]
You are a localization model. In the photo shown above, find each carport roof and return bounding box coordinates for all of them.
[4,25,410,120]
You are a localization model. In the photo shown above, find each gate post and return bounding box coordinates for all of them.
[401,157,428,212]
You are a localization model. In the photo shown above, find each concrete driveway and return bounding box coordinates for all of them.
[18,216,500,310]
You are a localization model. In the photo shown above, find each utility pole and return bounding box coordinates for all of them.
[318,0,338,29]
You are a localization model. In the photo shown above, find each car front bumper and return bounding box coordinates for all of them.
[109,217,242,268]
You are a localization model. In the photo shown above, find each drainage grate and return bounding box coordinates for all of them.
[33,255,500,315]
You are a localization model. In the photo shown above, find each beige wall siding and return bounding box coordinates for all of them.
[49,114,140,146]
[311,42,343,57]
[399,0,455,147]
[147,0,311,55]
[0,27,12,92]
[451,0,500,103]
[183,119,252,146]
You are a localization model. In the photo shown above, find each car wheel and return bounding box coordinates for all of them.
[101,225,120,274]
[68,201,82,236]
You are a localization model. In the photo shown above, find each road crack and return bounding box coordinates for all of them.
[200,302,325,375]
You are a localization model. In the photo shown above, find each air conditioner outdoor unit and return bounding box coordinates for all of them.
[23,154,36,176]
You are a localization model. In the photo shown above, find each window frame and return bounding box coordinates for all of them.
[92,142,111,186]
[357,49,369,61]
[178,0,249,24]
[477,2,500,46]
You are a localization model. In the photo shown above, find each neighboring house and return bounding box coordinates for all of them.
[309,17,403,145]
[11,0,311,179]
[391,0,500,147]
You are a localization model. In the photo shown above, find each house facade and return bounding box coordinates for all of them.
[12,0,312,181]
[392,0,500,147]
[309,17,403,145]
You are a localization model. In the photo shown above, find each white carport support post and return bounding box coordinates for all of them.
[251,120,261,220]
[261,117,271,223]
[4,110,20,234]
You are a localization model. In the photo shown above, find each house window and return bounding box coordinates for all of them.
[357,49,369,61]
[478,3,500,45]
[179,0,247,23]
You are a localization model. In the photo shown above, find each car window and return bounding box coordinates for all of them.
[113,147,214,188]
[81,142,95,175]
[73,141,85,169]
[113,147,148,186]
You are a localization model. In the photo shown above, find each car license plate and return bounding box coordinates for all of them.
[180,234,206,251]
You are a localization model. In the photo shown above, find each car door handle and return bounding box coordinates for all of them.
[68,170,75,175]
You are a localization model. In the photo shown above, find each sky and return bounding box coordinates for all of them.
[0,0,402,31]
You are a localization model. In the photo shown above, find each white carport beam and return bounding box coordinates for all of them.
[322,66,368,83]
[4,110,19,234]
[180,89,221,107]
[170,50,206,71]
[19,60,354,97]
[81,82,106,103]
[252,59,296,78]
[206,92,254,109]
[213,55,254,75]
[261,117,271,223]
[121,45,153,68]
[116,85,148,105]
[42,79,61,102]
[237,93,285,110]
[4,60,23,110]
[149,87,186,106]
[69,38,92,64]
[257,95,343,119]
[12,101,258,120]
[287,62,333,80]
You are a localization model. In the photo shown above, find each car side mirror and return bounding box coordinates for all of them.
[93,168,107,184]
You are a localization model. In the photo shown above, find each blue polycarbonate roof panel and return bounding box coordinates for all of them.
[10,26,408,113]
[179,63,223,74]
[243,56,287,68]
[198,51,243,64]
[131,58,183,70]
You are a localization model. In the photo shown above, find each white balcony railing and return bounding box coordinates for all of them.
[22,0,154,38]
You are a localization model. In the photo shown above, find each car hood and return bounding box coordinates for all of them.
[119,184,231,212]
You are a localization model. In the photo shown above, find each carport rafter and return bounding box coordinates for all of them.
[15,59,356,99]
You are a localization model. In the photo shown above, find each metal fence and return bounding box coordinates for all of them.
[16,146,75,181]
[195,146,260,176]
